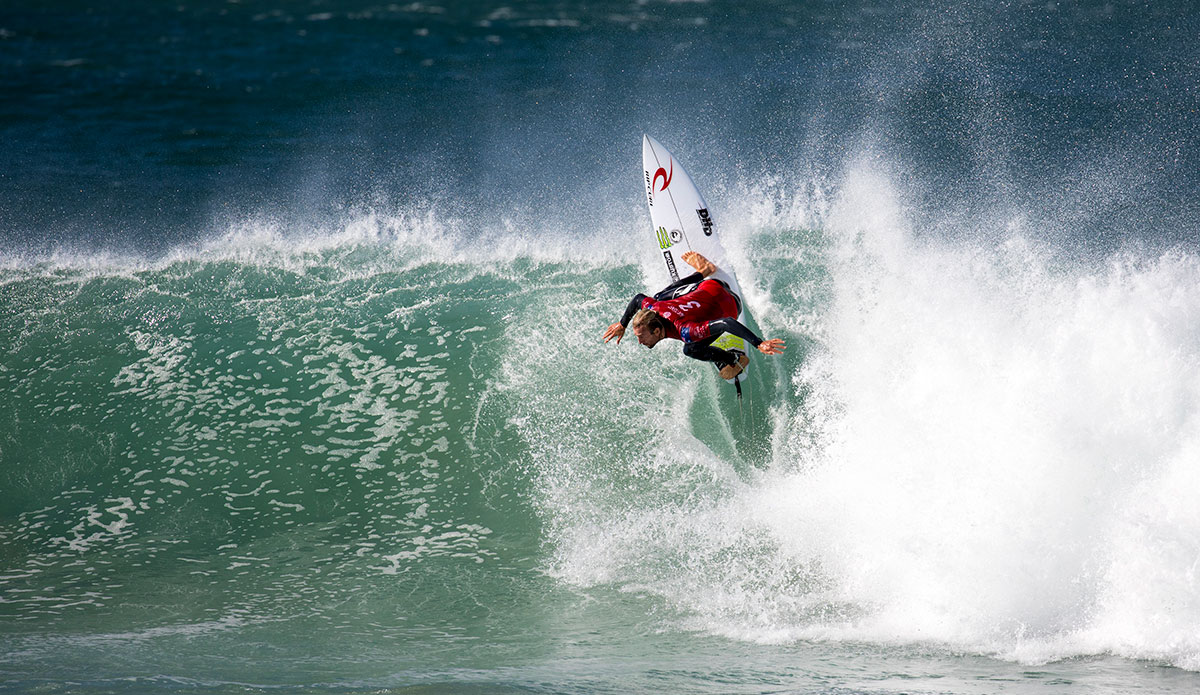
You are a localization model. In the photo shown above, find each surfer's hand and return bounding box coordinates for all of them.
[757,339,786,355]
[681,251,717,278]
[604,323,625,345]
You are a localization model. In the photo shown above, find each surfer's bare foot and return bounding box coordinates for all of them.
[719,352,750,379]
[681,251,717,277]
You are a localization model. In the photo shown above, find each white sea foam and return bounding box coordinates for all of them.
[766,165,1200,665]
[543,160,1200,670]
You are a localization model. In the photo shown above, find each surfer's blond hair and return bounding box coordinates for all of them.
[631,309,665,333]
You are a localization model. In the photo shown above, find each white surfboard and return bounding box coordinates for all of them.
[642,134,749,381]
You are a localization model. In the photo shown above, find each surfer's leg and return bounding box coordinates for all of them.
[684,340,749,379]
[653,272,705,301]
[682,340,737,369]
[668,272,705,290]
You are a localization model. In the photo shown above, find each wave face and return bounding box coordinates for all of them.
[4,0,1200,691]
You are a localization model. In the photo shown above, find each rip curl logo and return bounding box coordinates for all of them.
[652,159,673,194]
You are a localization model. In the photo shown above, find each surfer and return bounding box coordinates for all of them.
[603,251,785,379]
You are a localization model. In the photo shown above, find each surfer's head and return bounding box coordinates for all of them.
[631,309,667,348]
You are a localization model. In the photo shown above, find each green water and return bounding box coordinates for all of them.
[0,236,788,688]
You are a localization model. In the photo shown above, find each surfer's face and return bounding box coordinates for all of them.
[634,324,664,348]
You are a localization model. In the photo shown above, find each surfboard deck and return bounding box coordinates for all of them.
[641,134,749,382]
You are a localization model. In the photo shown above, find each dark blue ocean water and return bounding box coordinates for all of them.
[3,2,1200,693]
[5,0,1196,252]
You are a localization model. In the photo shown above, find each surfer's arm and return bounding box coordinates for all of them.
[686,317,763,347]
[619,294,651,327]
[605,293,651,344]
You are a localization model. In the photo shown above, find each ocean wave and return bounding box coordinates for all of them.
[3,160,1200,672]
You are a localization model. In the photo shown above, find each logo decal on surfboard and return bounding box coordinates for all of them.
[662,250,679,280]
[697,208,714,236]
[656,226,672,249]
[652,160,673,194]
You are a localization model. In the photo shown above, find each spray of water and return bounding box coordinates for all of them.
[539,160,1200,670]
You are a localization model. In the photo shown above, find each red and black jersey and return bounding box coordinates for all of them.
[618,272,762,352]
[639,278,742,342]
